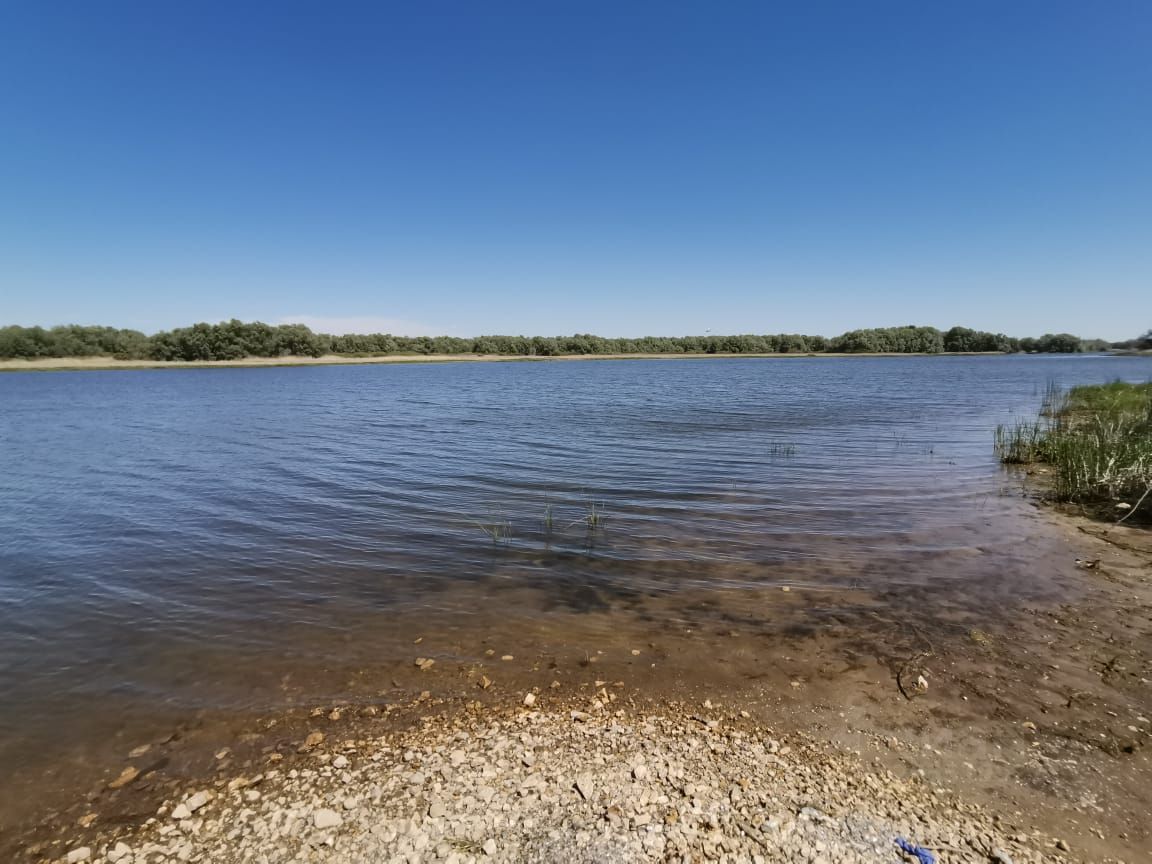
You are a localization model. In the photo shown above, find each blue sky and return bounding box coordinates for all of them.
[1,2,1149,339]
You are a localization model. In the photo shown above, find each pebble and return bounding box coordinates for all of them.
[108,766,140,790]
[575,773,594,800]
[184,790,212,812]
[65,848,91,864]
[313,808,343,829]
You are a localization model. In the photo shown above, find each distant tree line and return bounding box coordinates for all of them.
[0,320,1131,361]
[1110,329,1152,351]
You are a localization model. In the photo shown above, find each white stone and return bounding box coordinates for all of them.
[575,774,594,800]
[313,809,343,829]
[65,848,91,864]
[185,790,212,812]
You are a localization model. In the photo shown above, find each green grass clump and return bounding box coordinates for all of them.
[995,381,1152,518]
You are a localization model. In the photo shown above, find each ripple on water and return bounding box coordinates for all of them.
[1,354,1151,824]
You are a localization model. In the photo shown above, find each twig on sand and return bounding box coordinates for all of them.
[871,613,936,700]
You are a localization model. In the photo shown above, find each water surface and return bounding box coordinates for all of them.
[2,354,1150,823]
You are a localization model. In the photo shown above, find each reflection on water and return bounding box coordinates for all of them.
[1,354,1150,822]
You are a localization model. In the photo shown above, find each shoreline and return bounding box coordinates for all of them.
[8,508,1152,863]
[0,351,1074,373]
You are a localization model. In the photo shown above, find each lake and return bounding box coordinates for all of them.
[2,354,1150,826]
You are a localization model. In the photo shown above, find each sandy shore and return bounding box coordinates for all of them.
[9,511,1152,864]
[0,352,1009,373]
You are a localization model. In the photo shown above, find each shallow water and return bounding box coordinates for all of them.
[2,354,1150,823]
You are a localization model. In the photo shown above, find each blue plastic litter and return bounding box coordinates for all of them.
[895,837,937,864]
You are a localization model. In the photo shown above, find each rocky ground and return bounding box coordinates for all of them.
[45,700,1077,864]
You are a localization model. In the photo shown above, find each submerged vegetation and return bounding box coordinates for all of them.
[475,513,513,545]
[472,495,607,549]
[0,320,1133,362]
[996,381,1152,520]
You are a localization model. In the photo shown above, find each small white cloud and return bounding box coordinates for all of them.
[276,315,456,337]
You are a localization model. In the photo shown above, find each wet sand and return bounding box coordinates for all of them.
[6,504,1152,863]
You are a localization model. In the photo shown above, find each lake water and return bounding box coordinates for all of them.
[2,354,1150,826]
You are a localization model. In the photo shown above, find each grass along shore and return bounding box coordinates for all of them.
[996,381,1152,520]
[0,350,1088,373]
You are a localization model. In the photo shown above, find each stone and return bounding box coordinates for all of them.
[332,755,350,769]
[575,774,594,800]
[483,838,498,855]
[1055,839,1070,852]
[415,657,435,670]
[65,848,91,864]
[107,843,132,863]
[170,804,191,821]
[633,764,648,781]
[185,790,212,812]
[108,766,140,790]
[313,809,343,830]
[429,800,446,818]
[299,731,324,752]
[523,693,536,707]
[128,744,151,758]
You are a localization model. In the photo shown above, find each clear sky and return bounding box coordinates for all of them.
[1,2,1149,339]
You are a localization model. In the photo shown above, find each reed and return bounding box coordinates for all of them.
[996,381,1152,518]
[766,441,796,458]
[570,499,606,534]
[476,514,513,544]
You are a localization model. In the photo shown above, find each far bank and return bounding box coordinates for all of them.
[0,350,1113,373]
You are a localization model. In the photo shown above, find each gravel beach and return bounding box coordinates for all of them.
[46,701,1076,864]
